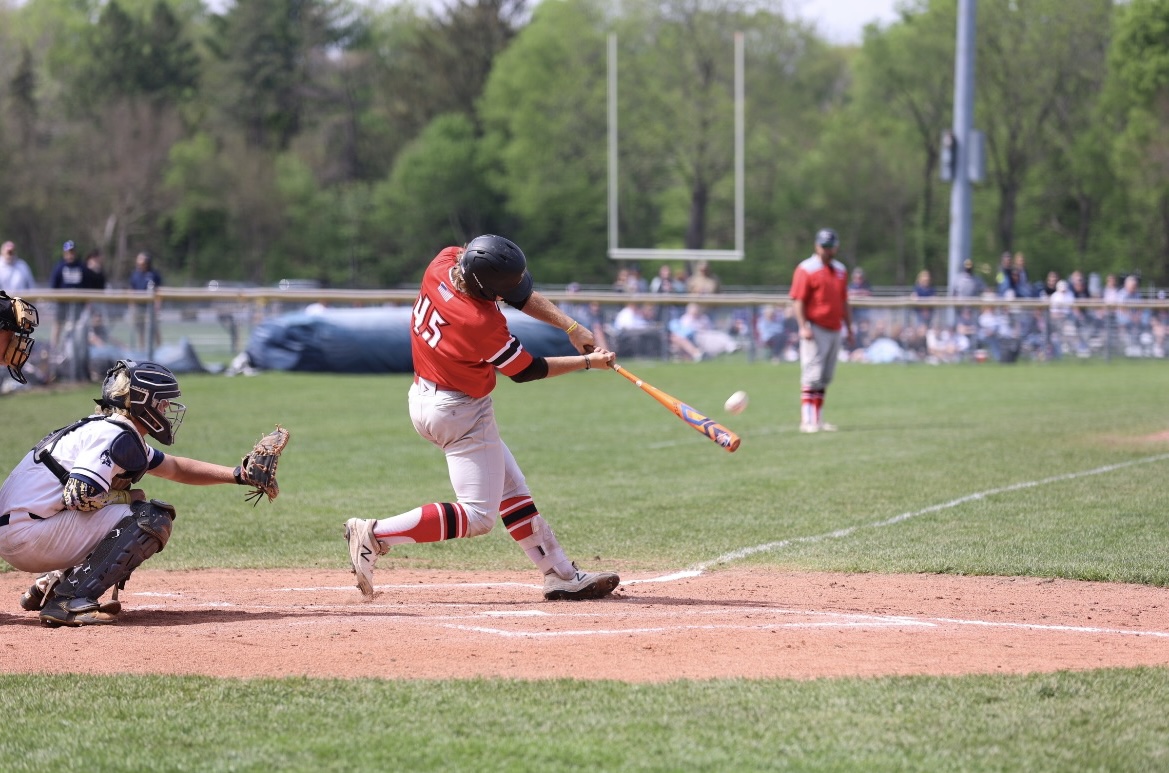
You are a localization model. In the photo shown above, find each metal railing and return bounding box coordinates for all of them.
[5,287,1166,387]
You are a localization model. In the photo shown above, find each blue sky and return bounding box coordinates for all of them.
[794,0,902,45]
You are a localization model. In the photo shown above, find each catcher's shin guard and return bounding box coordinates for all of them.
[39,499,176,627]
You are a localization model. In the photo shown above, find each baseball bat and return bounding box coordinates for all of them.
[611,363,741,453]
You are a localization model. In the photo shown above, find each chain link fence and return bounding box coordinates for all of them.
[5,287,1166,390]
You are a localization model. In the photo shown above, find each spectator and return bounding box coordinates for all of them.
[612,302,661,358]
[611,267,631,293]
[686,260,720,295]
[926,325,967,363]
[755,304,786,361]
[1012,252,1035,297]
[977,302,1019,363]
[648,264,675,294]
[0,240,37,293]
[848,267,873,298]
[667,302,709,362]
[1068,270,1091,300]
[82,249,107,290]
[910,269,936,327]
[994,251,1014,290]
[129,252,163,352]
[49,240,89,349]
[1115,274,1144,335]
[672,266,690,292]
[1049,279,1075,321]
[648,264,680,323]
[579,301,609,351]
[613,301,651,333]
[1101,273,1122,305]
[626,264,648,293]
[849,267,873,325]
[953,258,985,300]
[1038,270,1060,298]
[612,265,646,294]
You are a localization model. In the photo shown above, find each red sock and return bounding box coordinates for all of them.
[801,388,816,425]
[500,496,539,542]
[373,503,467,544]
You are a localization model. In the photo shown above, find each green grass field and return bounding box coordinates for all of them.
[2,358,1168,771]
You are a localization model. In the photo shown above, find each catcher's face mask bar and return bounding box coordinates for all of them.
[1,330,34,384]
[11,296,39,332]
[157,398,187,442]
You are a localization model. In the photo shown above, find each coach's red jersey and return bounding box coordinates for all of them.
[410,247,534,398]
[789,254,849,330]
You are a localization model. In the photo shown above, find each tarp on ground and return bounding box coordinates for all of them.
[245,306,578,373]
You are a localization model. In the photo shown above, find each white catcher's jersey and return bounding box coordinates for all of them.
[0,414,161,519]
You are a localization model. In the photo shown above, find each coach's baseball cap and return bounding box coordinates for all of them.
[63,240,75,252]
[815,229,839,249]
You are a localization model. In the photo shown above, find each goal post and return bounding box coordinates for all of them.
[607,31,745,263]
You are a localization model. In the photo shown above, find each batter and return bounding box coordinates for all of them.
[345,235,620,601]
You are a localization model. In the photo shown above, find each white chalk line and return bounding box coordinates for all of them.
[119,454,1169,642]
[677,452,1169,576]
[117,598,1169,641]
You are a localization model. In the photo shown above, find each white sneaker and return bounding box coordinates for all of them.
[819,422,838,432]
[344,518,386,598]
[799,422,819,434]
[543,564,620,601]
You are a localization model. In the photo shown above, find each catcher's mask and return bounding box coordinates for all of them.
[0,291,38,384]
[458,235,533,306]
[97,359,186,445]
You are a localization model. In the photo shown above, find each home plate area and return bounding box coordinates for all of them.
[2,568,1168,681]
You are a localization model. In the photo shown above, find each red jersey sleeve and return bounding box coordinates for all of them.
[789,266,809,301]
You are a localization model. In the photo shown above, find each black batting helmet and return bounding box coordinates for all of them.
[458,235,534,306]
[97,360,186,445]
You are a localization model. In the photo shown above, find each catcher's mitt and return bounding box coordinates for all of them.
[234,425,290,505]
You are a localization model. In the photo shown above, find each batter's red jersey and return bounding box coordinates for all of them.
[410,247,534,398]
[789,254,850,330]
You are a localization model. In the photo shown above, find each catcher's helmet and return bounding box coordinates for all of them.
[98,360,186,445]
[0,291,38,384]
[458,235,534,305]
[815,229,839,249]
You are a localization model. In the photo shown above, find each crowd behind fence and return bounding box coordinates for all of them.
[4,286,1167,390]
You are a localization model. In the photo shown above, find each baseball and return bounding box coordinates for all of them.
[724,390,748,415]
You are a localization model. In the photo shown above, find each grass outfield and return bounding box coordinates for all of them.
[2,358,1168,771]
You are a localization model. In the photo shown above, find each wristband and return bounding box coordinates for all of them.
[233,465,246,485]
[583,356,591,370]
[565,321,579,334]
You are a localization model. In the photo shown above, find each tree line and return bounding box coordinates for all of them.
[0,0,1166,290]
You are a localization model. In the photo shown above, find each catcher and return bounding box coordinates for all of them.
[0,359,289,626]
[0,289,39,384]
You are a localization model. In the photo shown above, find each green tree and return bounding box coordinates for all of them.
[976,0,1113,255]
[1104,0,1169,283]
[851,0,956,282]
[479,0,609,281]
[205,0,348,151]
[367,113,501,286]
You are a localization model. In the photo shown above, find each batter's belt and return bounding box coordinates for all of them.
[413,374,465,396]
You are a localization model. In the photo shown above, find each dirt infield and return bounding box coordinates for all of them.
[2,568,1167,681]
